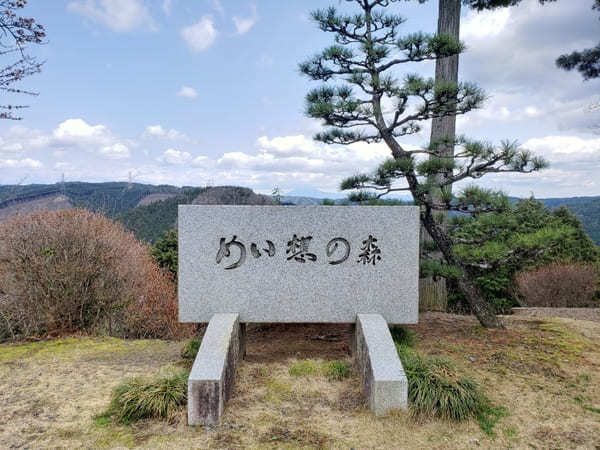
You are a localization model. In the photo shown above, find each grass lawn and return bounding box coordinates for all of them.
[1,313,599,449]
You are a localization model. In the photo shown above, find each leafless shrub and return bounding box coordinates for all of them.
[515,263,598,308]
[0,209,193,341]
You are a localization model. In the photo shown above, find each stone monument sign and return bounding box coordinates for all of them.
[178,205,420,425]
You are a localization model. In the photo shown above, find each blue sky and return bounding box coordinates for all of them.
[0,0,598,198]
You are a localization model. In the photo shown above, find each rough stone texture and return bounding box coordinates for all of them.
[188,313,244,425]
[179,205,419,324]
[355,314,408,415]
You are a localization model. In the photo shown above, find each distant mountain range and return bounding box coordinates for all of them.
[1,182,599,244]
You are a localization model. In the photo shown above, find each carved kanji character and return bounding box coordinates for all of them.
[357,235,381,265]
[286,234,316,263]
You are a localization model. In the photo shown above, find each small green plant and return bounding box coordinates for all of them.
[389,325,416,347]
[323,360,351,380]
[92,412,112,427]
[577,373,591,383]
[289,360,317,376]
[574,396,600,414]
[180,337,201,360]
[477,404,509,437]
[104,370,188,424]
[397,346,492,424]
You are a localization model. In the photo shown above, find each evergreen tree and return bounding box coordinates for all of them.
[151,229,178,276]
[300,0,547,328]
[444,198,599,313]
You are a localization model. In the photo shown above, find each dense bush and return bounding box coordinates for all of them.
[515,263,598,307]
[0,210,192,341]
[447,199,600,313]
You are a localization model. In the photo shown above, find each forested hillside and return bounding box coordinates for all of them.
[540,197,600,244]
[1,182,599,244]
[116,188,206,243]
[116,186,274,242]
[0,182,180,217]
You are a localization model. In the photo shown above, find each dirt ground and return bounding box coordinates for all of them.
[0,313,599,449]
[511,307,600,322]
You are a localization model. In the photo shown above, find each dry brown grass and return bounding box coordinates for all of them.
[0,314,599,449]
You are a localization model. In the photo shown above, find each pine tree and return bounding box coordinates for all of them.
[299,0,547,328]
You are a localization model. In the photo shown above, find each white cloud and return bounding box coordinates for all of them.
[256,135,318,157]
[1,142,23,154]
[192,155,209,166]
[232,5,258,35]
[144,125,186,139]
[181,17,218,52]
[53,118,107,139]
[177,86,198,99]
[462,8,510,40]
[159,148,192,165]
[67,0,155,32]
[471,135,600,198]
[523,135,600,161]
[213,134,394,193]
[50,118,114,150]
[99,143,130,160]
[459,0,599,138]
[0,158,43,169]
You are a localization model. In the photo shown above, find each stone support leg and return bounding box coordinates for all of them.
[355,314,408,415]
[187,313,244,425]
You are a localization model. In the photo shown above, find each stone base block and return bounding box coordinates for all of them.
[355,313,408,415]
[188,314,244,425]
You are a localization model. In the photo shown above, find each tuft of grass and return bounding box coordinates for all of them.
[397,345,493,424]
[390,325,416,347]
[289,360,317,377]
[323,360,352,380]
[104,370,188,424]
[180,337,201,360]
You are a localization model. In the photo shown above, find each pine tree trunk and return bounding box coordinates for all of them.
[431,0,461,165]
[421,208,504,329]
[456,275,504,328]
[420,0,462,311]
